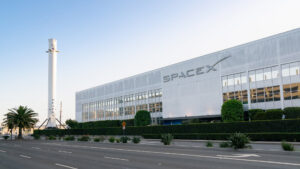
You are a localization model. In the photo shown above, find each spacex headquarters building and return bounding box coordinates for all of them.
[76,28,300,124]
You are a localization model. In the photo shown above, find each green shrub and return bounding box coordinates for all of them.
[3,135,9,140]
[109,136,115,143]
[265,109,283,120]
[32,134,40,140]
[221,100,244,122]
[116,139,120,143]
[120,136,130,143]
[34,119,300,137]
[206,141,213,147]
[77,135,90,141]
[161,133,173,145]
[284,107,300,119]
[134,110,151,126]
[253,112,267,121]
[132,137,141,144]
[229,133,250,149]
[64,136,75,141]
[77,119,135,129]
[65,119,79,129]
[219,142,230,148]
[98,136,105,142]
[93,138,100,142]
[281,141,294,151]
[248,109,264,121]
[48,135,56,140]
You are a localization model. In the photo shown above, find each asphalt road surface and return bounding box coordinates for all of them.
[0,140,299,169]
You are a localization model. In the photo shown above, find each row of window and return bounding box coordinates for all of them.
[222,62,300,87]
[82,102,163,121]
[223,83,300,104]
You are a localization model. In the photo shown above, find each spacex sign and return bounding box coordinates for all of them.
[163,55,231,83]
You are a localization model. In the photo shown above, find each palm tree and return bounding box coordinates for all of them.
[2,113,15,140]
[6,106,38,139]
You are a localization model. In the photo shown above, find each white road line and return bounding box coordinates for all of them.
[32,147,41,150]
[104,156,129,161]
[20,155,31,159]
[55,163,78,169]
[59,150,72,154]
[44,143,300,167]
[0,150,6,153]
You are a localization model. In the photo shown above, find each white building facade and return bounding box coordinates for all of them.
[76,28,300,123]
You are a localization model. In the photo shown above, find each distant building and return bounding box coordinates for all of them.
[76,28,300,124]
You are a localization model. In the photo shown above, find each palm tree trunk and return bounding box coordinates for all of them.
[10,129,12,141]
[18,127,22,139]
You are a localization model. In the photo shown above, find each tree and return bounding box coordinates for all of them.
[2,113,15,140]
[221,100,244,122]
[134,110,151,126]
[6,106,38,139]
[65,119,79,129]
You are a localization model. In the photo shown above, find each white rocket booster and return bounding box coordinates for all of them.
[46,39,59,128]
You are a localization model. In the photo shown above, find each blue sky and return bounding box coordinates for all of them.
[1,0,300,124]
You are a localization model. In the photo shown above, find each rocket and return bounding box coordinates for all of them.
[46,39,59,128]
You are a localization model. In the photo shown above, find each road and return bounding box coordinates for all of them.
[0,140,299,169]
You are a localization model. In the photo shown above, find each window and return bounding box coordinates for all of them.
[223,93,228,102]
[234,74,241,86]
[272,66,279,79]
[265,87,273,102]
[251,89,257,103]
[290,62,299,76]
[291,83,300,99]
[222,76,227,87]
[282,64,290,77]
[283,84,291,100]
[273,85,280,101]
[241,73,247,84]
[263,68,272,80]
[256,88,265,102]
[256,69,263,82]
[242,90,248,104]
[228,75,234,86]
[249,71,255,82]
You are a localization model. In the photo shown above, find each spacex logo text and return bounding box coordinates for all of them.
[163,55,231,83]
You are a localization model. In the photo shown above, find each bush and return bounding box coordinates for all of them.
[32,134,40,140]
[109,136,115,143]
[221,100,244,122]
[132,137,141,144]
[219,142,230,148]
[34,119,300,137]
[65,119,79,129]
[48,135,56,140]
[161,133,173,145]
[229,133,250,149]
[265,109,283,120]
[3,135,9,140]
[284,107,300,119]
[281,141,294,151]
[77,135,90,141]
[248,109,264,121]
[134,110,151,126]
[253,112,267,121]
[206,141,213,147]
[64,136,75,141]
[78,119,135,129]
[116,139,120,143]
[120,136,130,143]
[98,136,105,142]
[94,138,100,142]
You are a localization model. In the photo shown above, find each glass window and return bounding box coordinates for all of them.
[250,89,257,103]
[223,93,228,102]
[222,76,227,87]
[234,74,241,86]
[283,84,291,100]
[265,87,273,102]
[241,73,247,84]
[228,75,234,86]
[263,68,272,80]
[272,66,279,79]
[242,90,248,104]
[282,64,290,77]
[256,69,263,82]
[291,83,300,99]
[273,85,280,101]
[228,92,235,100]
[249,71,255,83]
[257,88,265,102]
[290,62,299,76]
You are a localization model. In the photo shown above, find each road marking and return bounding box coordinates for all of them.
[20,155,31,159]
[55,163,77,169]
[32,147,41,150]
[0,150,6,153]
[217,154,261,158]
[104,156,129,161]
[59,150,72,154]
[44,143,300,167]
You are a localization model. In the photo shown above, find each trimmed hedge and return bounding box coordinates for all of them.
[221,100,243,122]
[78,119,134,129]
[34,119,300,136]
[253,109,283,120]
[284,107,300,119]
[142,133,300,141]
[248,109,264,120]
